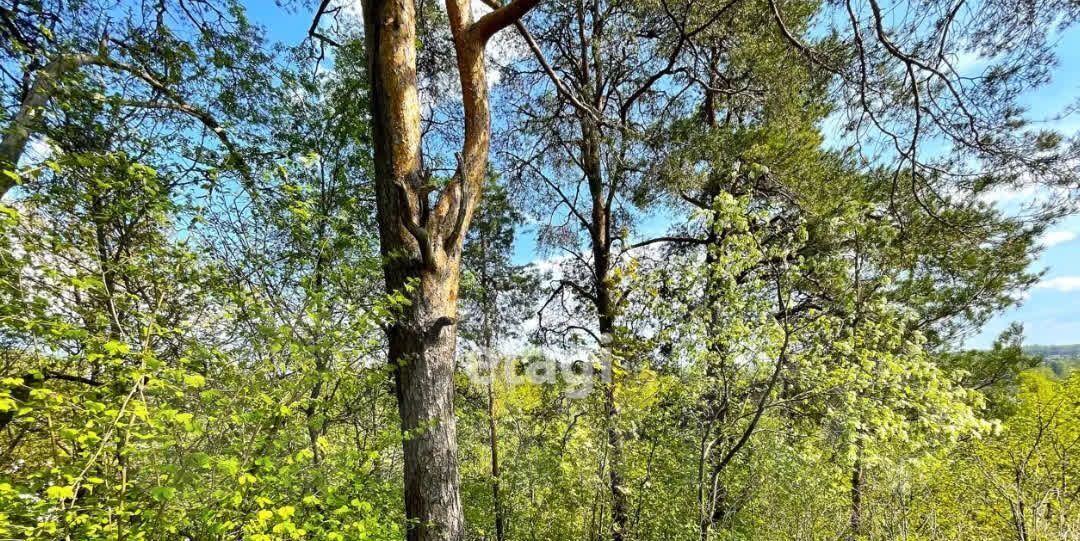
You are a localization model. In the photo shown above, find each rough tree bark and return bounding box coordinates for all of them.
[357,0,539,539]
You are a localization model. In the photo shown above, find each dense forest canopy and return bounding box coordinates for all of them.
[0,0,1078,539]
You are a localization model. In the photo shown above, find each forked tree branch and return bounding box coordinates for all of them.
[471,0,543,43]
[478,0,602,122]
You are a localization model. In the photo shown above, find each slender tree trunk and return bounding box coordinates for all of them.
[304,207,330,467]
[479,231,507,541]
[698,220,729,541]
[1013,468,1028,541]
[487,377,506,541]
[697,66,735,540]
[850,441,865,539]
[579,117,628,541]
[696,426,711,541]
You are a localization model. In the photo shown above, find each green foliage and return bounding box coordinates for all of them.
[0,0,1076,540]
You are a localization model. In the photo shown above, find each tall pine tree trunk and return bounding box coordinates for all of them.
[362,0,464,536]
[390,272,465,541]
[360,0,539,538]
[580,117,628,541]
[479,231,507,541]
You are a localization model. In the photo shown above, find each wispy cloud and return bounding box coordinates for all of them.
[530,254,569,277]
[1034,276,1080,292]
[1040,229,1077,248]
[950,50,986,76]
[977,184,1038,204]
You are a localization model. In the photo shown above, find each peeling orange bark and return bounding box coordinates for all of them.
[359,0,541,539]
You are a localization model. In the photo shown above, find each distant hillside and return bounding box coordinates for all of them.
[1023,344,1080,360]
[1024,344,1080,377]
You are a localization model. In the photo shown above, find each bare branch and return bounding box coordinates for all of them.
[623,235,709,251]
[308,0,342,48]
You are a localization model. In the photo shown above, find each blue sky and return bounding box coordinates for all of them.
[963,28,1080,348]
[243,1,1080,349]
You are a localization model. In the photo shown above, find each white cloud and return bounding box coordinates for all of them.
[1040,229,1077,248]
[1034,276,1080,292]
[950,50,986,76]
[977,184,1037,204]
[974,181,1075,218]
[530,254,569,277]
